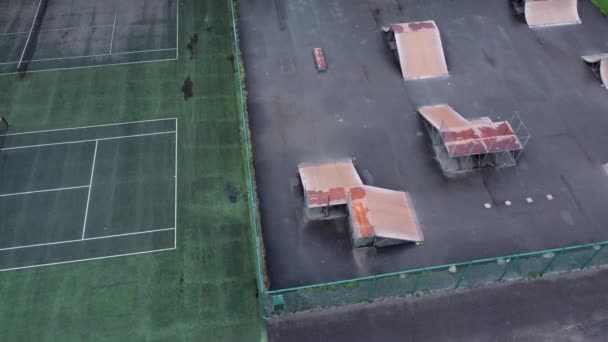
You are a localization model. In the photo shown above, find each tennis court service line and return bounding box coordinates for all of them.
[0,47,178,66]
[81,140,98,239]
[0,24,114,37]
[16,0,43,71]
[0,185,89,198]
[0,117,176,137]
[0,227,176,252]
[0,130,176,151]
[109,0,118,54]
[0,57,178,76]
[0,247,176,272]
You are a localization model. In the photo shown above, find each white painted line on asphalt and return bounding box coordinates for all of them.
[0,24,114,36]
[0,57,178,75]
[0,117,176,137]
[0,227,175,251]
[1,48,177,66]
[0,130,176,151]
[174,118,178,249]
[175,0,179,60]
[81,140,98,239]
[0,247,176,272]
[0,185,89,197]
[109,1,118,54]
[16,0,43,71]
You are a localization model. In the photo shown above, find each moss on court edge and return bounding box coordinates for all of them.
[0,0,263,341]
[593,0,608,15]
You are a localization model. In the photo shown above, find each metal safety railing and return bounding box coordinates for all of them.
[263,241,608,316]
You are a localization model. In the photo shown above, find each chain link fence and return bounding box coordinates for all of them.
[263,242,608,316]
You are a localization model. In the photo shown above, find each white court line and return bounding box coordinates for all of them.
[0,130,176,151]
[0,117,176,137]
[0,24,114,37]
[0,185,89,198]
[0,247,175,272]
[0,48,177,66]
[16,0,43,71]
[176,0,179,61]
[174,118,178,249]
[81,140,98,239]
[0,227,175,251]
[109,2,118,54]
[0,57,177,76]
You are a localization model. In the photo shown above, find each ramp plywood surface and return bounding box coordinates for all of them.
[525,0,581,27]
[392,21,449,80]
[418,105,472,131]
[349,186,423,243]
[299,161,363,208]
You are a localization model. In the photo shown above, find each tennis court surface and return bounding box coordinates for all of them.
[0,0,177,75]
[0,118,177,271]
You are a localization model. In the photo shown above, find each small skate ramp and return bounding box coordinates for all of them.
[299,160,363,208]
[384,21,449,80]
[520,0,581,28]
[347,186,423,247]
[582,55,608,88]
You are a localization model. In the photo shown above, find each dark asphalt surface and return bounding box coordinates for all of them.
[239,0,608,289]
[268,267,608,342]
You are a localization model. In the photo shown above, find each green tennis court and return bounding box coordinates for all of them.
[0,118,177,271]
[0,0,263,340]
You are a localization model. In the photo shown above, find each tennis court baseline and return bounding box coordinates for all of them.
[0,118,177,271]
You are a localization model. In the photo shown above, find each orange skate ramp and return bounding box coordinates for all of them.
[389,21,449,80]
[347,186,423,247]
[298,160,363,208]
[524,0,581,28]
[418,105,523,157]
[418,104,472,131]
[582,55,608,89]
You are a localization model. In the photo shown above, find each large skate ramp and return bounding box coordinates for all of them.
[384,21,449,80]
[347,186,423,247]
[521,0,581,28]
[418,105,530,172]
[582,55,608,89]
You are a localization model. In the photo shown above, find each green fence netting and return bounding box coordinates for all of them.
[264,241,608,316]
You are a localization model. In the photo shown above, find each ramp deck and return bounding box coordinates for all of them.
[524,0,581,28]
[389,21,449,80]
[348,186,423,247]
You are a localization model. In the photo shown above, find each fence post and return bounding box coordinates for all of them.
[581,244,605,269]
[540,249,565,276]
[368,276,378,302]
[411,269,425,294]
[262,291,267,317]
[455,262,472,289]
[321,285,328,308]
[498,255,519,282]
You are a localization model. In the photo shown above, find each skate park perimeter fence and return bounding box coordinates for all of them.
[263,241,608,316]
[228,1,608,318]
